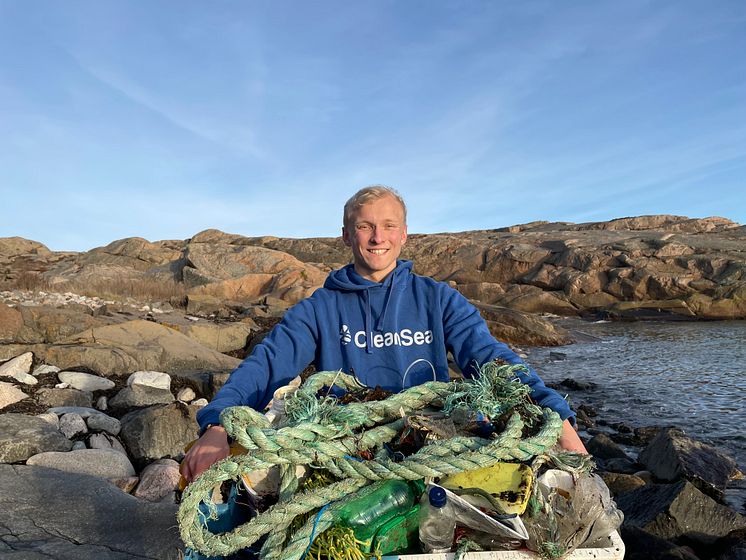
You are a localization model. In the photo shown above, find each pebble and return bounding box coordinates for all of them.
[191,398,208,407]
[96,396,108,411]
[33,364,61,375]
[177,387,196,402]
[133,459,181,502]
[89,433,128,455]
[86,413,121,436]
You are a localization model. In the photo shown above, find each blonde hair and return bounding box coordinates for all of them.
[343,185,407,228]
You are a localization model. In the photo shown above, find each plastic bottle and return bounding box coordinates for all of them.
[419,486,456,553]
[337,480,424,544]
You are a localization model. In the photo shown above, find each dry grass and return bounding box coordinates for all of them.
[0,272,188,307]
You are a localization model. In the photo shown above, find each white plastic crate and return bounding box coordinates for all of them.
[385,530,625,560]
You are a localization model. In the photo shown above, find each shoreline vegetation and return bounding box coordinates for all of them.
[1,215,745,559]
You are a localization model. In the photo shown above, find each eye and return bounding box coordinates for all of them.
[356,224,372,232]
[384,223,399,230]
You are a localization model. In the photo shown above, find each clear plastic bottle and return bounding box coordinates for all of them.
[419,486,456,553]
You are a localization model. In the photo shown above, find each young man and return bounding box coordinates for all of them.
[181,186,586,482]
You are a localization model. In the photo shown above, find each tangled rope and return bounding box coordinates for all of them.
[178,363,565,559]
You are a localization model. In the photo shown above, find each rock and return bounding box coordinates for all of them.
[0,302,23,342]
[96,395,108,410]
[58,370,115,391]
[559,377,598,391]
[0,464,181,558]
[133,458,181,502]
[33,363,61,375]
[27,448,135,479]
[0,381,28,409]
[128,370,171,390]
[166,321,254,353]
[57,319,241,375]
[119,403,200,465]
[36,387,94,408]
[59,413,88,438]
[639,428,739,500]
[549,351,567,361]
[0,413,72,463]
[191,398,208,407]
[587,433,632,461]
[603,457,641,474]
[473,302,573,346]
[620,525,701,560]
[48,405,114,419]
[618,481,746,545]
[36,411,59,427]
[86,413,121,436]
[72,440,87,450]
[89,432,128,455]
[16,305,112,343]
[109,384,174,409]
[599,472,647,496]
[177,387,196,402]
[0,351,37,385]
[112,475,140,493]
[710,528,746,560]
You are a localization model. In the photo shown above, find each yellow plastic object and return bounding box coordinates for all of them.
[439,462,534,515]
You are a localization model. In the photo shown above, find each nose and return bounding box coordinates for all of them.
[370,226,385,243]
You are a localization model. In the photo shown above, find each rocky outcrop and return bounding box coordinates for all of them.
[0,464,181,559]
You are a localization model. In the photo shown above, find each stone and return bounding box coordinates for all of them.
[27,448,136,479]
[618,481,746,545]
[48,405,112,419]
[59,413,88,438]
[89,433,128,455]
[0,302,23,342]
[620,525,700,560]
[639,428,739,499]
[36,387,93,408]
[86,413,121,436]
[72,440,87,450]
[603,457,640,474]
[587,433,631,461]
[599,472,647,496]
[166,321,254,353]
[0,381,28,409]
[119,403,200,465]
[96,395,108,410]
[0,464,181,558]
[177,387,196,402]
[0,351,37,385]
[133,458,182,502]
[109,384,174,409]
[36,411,59,427]
[33,363,61,375]
[111,475,140,493]
[128,370,171,390]
[58,370,115,392]
[0,413,72,463]
[191,398,208,407]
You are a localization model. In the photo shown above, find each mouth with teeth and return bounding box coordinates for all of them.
[368,249,388,254]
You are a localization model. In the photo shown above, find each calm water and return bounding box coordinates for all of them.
[525,320,746,469]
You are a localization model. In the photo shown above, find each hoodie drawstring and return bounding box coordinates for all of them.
[363,289,373,354]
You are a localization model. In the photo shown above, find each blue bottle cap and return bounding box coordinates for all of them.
[428,486,447,508]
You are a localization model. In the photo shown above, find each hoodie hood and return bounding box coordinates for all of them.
[324,260,413,291]
[324,260,413,353]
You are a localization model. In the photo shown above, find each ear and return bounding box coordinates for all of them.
[401,224,408,245]
[342,226,352,247]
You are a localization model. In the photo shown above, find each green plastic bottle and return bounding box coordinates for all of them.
[336,479,425,546]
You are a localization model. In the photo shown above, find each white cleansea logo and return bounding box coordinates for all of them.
[352,328,433,349]
[340,324,352,345]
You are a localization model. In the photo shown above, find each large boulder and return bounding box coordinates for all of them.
[119,403,200,465]
[26,448,135,479]
[0,464,182,559]
[0,302,23,342]
[618,481,746,545]
[0,381,28,410]
[43,320,242,375]
[163,321,255,353]
[473,302,573,346]
[0,413,72,463]
[639,428,740,500]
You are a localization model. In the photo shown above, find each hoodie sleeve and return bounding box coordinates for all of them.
[441,286,575,423]
[196,297,319,430]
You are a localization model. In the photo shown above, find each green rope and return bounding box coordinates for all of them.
[178,363,564,558]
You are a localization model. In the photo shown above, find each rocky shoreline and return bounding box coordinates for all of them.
[1,216,745,559]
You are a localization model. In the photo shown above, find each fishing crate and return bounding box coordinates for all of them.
[385,530,625,560]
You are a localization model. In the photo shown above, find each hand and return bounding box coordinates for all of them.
[180,425,231,483]
[558,418,588,454]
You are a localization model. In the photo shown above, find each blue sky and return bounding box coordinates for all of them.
[1,1,744,252]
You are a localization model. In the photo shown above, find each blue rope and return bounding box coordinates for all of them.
[302,504,330,560]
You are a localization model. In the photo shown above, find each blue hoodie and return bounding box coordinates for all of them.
[197,260,574,429]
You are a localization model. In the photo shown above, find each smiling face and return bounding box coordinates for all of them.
[342,194,408,282]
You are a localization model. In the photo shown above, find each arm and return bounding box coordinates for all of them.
[441,288,583,450]
[183,299,319,482]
